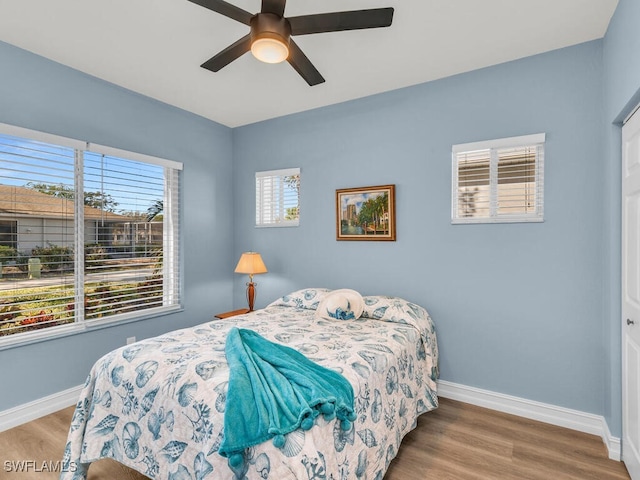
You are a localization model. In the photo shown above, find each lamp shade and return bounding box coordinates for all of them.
[235,252,268,275]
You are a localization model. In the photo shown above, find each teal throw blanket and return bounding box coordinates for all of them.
[219,327,356,467]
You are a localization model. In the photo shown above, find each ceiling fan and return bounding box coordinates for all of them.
[187,0,394,86]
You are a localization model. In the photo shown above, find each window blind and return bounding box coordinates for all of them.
[0,133,78,337]
[82,150,181,323]
[0,125,182,343]
[452,134,544,224]
[255,168,300,227]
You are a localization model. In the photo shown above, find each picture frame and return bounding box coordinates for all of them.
[336,184,396,241]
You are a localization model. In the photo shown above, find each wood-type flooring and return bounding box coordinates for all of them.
[0,397,630,479]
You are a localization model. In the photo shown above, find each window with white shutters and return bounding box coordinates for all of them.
[452,133,544,224]
[0,124,182,345]
[256,168,300,227]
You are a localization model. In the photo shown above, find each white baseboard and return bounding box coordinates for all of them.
[437,380,621,461]
[0,381,622,462]
[0,385,82,433]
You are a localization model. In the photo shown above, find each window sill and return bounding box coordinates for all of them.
[255,223,299,228]
[451,216,544,225]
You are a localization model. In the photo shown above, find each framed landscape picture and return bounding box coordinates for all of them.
[336,184,396,241]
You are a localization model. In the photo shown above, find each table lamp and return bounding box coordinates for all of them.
[234,252,268,311]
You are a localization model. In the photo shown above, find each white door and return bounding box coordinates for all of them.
[623,106,640,479]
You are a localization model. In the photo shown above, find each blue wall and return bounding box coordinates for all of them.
[233,41,607,419]
[0,41,235,411]
[602,0,640,438]
[1,0,639,442]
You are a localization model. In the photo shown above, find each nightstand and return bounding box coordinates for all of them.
[215,308,250,319]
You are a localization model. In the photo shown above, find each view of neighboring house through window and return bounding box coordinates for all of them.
[452,133,545,224]
[0,124,182,344]
[255,168,300,227]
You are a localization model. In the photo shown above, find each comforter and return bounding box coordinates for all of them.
[60,290,438,480]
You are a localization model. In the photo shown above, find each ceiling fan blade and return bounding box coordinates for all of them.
[201,34,252,72]
[287,39,325,86]
[289,7,394,35]
[261,0,286,16]
[187,0,253,25]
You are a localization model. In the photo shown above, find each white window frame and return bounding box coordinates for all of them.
[0,123,183,349]
[452,133,545,224]
[255,168,300,227]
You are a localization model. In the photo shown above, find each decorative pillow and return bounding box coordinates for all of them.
[315,289,364,320]
[361,295,430,327]
[267,288,331,310]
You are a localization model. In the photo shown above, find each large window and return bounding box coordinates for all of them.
[452,133,545,224]
[255,168,300,227]
[0,124,182,345]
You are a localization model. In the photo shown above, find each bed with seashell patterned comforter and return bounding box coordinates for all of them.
[60,289,439,480]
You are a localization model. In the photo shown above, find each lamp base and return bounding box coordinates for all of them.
[246,281,256,311]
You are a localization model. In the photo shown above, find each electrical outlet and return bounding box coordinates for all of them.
[126,336,136,345]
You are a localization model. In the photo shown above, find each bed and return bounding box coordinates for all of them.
[60,288,439,480]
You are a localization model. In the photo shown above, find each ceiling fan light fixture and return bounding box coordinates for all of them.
[251,37,289,64]
[191,1,394,86]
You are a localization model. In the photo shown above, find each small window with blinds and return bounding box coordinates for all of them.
[256,168,300,227]
[0,124,182,344]
[452,133,545,224]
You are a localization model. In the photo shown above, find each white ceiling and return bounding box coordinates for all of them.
[0,0,619,128]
